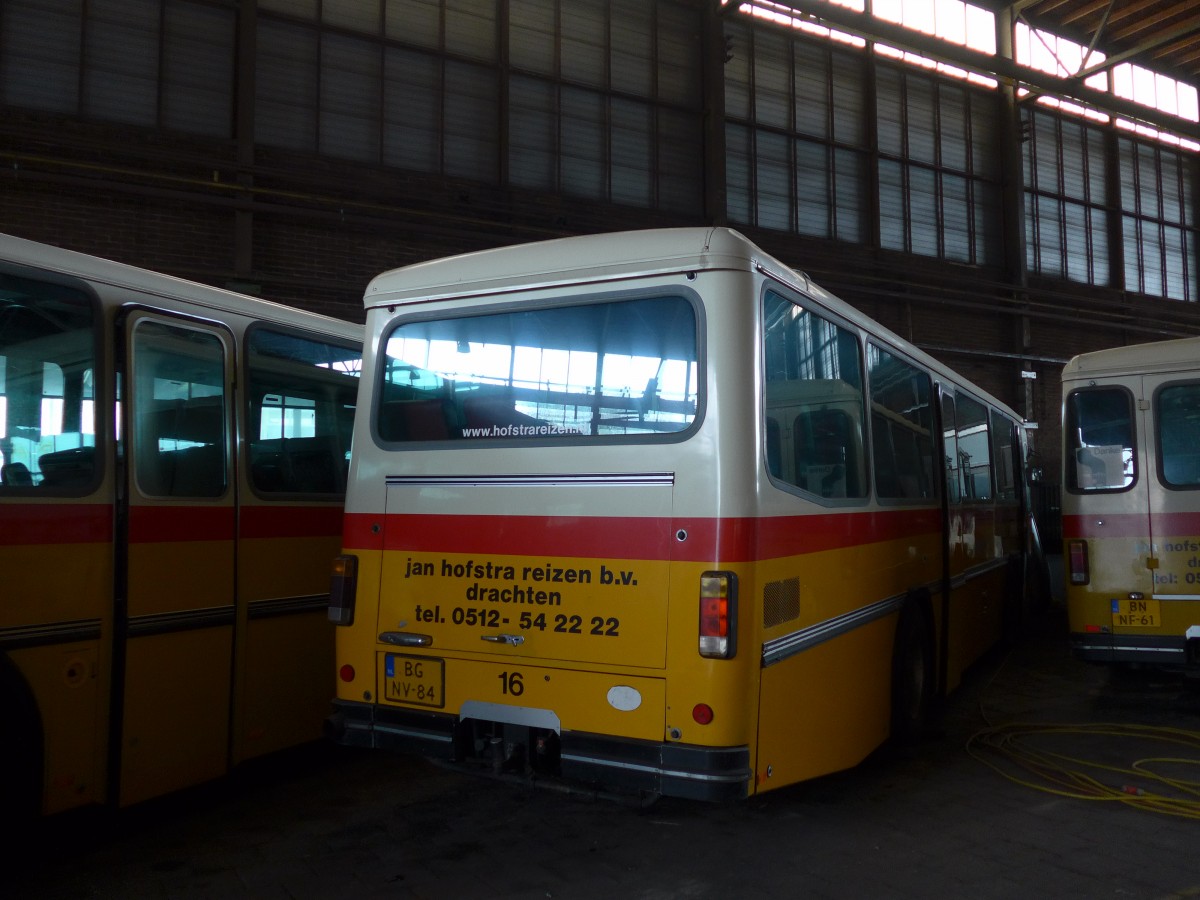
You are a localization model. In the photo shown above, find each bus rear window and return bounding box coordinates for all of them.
[376,295,699,443]
[1065,387,1135,491]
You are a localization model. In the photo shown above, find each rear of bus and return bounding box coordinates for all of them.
[328,229,758,800]
[1062,337,1200,671]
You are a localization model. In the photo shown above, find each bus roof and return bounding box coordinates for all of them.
[1062,335,1200,381]
[0,231,359,336]
[366,227,1024,423]
[365,227,791,307]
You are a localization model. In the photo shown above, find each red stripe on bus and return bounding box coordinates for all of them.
[240,504,343,540]
[343,507,944,563]
[0,503,113,545]
[1063,512,1200,540]
[128,505,235,543]
[1152,511,1200,537]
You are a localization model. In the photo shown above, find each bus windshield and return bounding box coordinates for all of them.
[375,294,699,442]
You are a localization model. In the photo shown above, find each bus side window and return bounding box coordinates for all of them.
[1158,383,1200,489]
[246,327,361,495]
[131,321,227,499]
[955,394,992,502]
[762,290,867,500]
[867,344,935,501]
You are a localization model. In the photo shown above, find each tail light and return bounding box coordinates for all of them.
[329,554,359,625]
[699,571,737,659]
[1067,540,1090,586]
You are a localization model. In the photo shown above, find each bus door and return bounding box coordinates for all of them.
[116,311,236,806]
[1063,379,1147,656]
[1141,373,1200,649]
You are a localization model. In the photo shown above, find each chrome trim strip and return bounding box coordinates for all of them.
[247,594,328,619]
[385,473,674,487]
[1073,641,1185,657]
[0,618,102,650]
[127,606,235,638]
[762,594,904,667]
[558,751,750,785]
[1152,594,1200,601]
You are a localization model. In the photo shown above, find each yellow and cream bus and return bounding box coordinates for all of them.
[328,227,1034,801]
[0,234,361,818]
[1062,336,1200,672]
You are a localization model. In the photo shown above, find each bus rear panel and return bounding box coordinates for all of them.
[1062,337,1200,671]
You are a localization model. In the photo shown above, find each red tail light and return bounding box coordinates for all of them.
[1067,540,1090,586]
[699,572,737,659]
[329,554,359,625]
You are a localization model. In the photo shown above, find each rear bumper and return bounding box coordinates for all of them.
[326,699,752,802]
[1069,631,1200,668]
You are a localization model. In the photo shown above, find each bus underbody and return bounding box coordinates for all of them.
[326,699,752,802]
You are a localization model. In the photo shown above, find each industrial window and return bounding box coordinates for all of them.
[725,20,868,242]
[876,63,1000,265]
[508,0,704,214]
[1,0,234,137]
[1023,108,1110,287]
[1120,138,1198,303]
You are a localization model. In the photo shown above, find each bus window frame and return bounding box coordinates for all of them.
[370,287,707,450]
[865,340,939,508]
[1153,378,1200,492]
[0,262,105,497]
[243,320,362,501]
[126,311,234,502]
[760,282,870,508]
[1064,384,1138,495]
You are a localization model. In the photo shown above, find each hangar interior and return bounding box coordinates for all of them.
[3,0,1200,538]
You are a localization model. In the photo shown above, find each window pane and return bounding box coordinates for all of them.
[378,296,699,443]
[868,344,935,500]
[955,393,991,501]
[1158,383,1200,488]
[763,290,866,499]
[247,328,361,495]
[1066,387,1135,491]
[0,271,96,491]
[132,321,226,498]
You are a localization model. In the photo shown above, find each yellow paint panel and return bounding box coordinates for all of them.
[127,541,234,616]
[237,611,334,762]
[756,614,894,791]
[9,644,104,814]
[239,535,342,601]
[0,543,110,627]
[378,551,670,669]
[120,627,232,807]
[377,653,666,742]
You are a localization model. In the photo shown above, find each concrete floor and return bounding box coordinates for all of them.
[6,588,1200,900]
